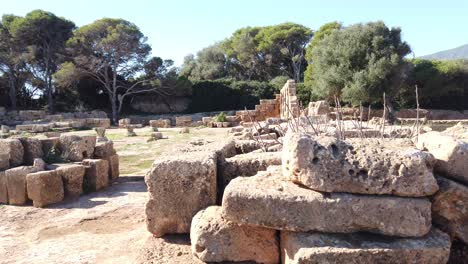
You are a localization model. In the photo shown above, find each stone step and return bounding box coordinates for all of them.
[281,228,451,264]
[191,206,279,264]
[222,166,432,237]
[282,133,439,197]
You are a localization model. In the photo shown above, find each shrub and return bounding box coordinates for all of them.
[214,112,227,122]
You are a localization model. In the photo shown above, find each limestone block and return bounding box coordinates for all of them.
[40,137,60,155]
[26,170,64,207]
[283,133,438,197]
[93,141,116,159]
[222,166,432,237]
[5,166,40,205]
[432,176,468,244]
[82,159,109,191]
[0,152,9,170]
[281,228,450,264]
[0,171,7,204]
[0,139,24,166]
[59,134,96,161]
[191,206,279,264]
[107,154,119,180]
[49,163,86,197]
[145,152,217,237]
[19,138,43,165]
[416,131,468,184]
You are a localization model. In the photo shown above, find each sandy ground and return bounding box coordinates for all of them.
[0,127,229,264]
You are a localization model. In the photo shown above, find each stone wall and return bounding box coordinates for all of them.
[0,132,119,207]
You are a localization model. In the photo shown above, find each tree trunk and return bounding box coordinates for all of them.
[47,78,54,113]
[110,93,118,125]
[7,73,17,111]
[384,94,397,124]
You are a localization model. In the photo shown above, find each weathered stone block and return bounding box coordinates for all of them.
[281,229,451,264]
[82,159,109,191]
[19,138,43,165]
[26,170,64,207]
[145,152,217,237]
[219,151,281,192]
[432,176,468,244]
[48,163,86,198]
[107,154,119,180]
[0,139,24,166]
[5,166,39,205]
[40,137,59,155]
[222,166,432,237]
[0,171,7,204]
[0,153,9,170]
[191,206,279,264]
[283,133,439,197]
[416,131,468,184]
[59,134,96,161]
[93,141,115,159]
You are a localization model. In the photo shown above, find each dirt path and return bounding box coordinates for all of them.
[0,127,229,264]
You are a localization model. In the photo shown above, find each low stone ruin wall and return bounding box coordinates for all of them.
[143,122,468,263]
[0,132,119,207]
[0,109,111,136]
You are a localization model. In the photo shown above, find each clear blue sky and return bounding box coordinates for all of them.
[2,0,467,65]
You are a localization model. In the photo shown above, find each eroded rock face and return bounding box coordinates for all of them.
[19,138,43,165]
[5,166,40,205]
[191,206,279,264]
[281,228,451,264]
[48,164,86,198]
[145,152,217,237]
[26,170,64,208]
[0,139,24,166]
[219,151,281,192]
[282,133,438,197]
[59,135,96,162]
[432,176,468,244]
[222,166,432,237]
[416,131,468,184]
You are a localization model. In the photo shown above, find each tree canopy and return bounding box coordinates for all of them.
[308,21,411,106]
[56,18,154,123]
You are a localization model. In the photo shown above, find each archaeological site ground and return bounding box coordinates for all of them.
[1,3,468,264]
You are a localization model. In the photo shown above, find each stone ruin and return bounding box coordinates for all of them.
[0,108,111,135]
[0,129,119,207]
[142,121,468,263]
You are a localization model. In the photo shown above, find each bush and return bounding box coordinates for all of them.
[398,59,468,109]
[214,112,226,122]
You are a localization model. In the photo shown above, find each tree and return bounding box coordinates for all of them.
[304,22,342,85]
[57,18,157,123]
[180,43,228,81]
[223,27,270,80]
[256,23,313,82]
[0,15,28,110]
[8,10,75,113]
[309,21,411,109]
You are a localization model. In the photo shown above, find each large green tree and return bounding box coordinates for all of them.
[0,15,27,110]
[56,18,156,123]
[309,21,411,107]
[180,43,227,81]
[8,10,75,113]
[304,21,342,85]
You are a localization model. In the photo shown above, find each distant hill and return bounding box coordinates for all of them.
[420,43,468,60]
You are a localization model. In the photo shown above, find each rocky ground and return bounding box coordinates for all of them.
[0,127,228,264]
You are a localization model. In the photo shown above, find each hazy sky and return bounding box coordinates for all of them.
[2,0,467,65]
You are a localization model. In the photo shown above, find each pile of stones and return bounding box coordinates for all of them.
[143,128,468,263]
[0,130,119,207]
